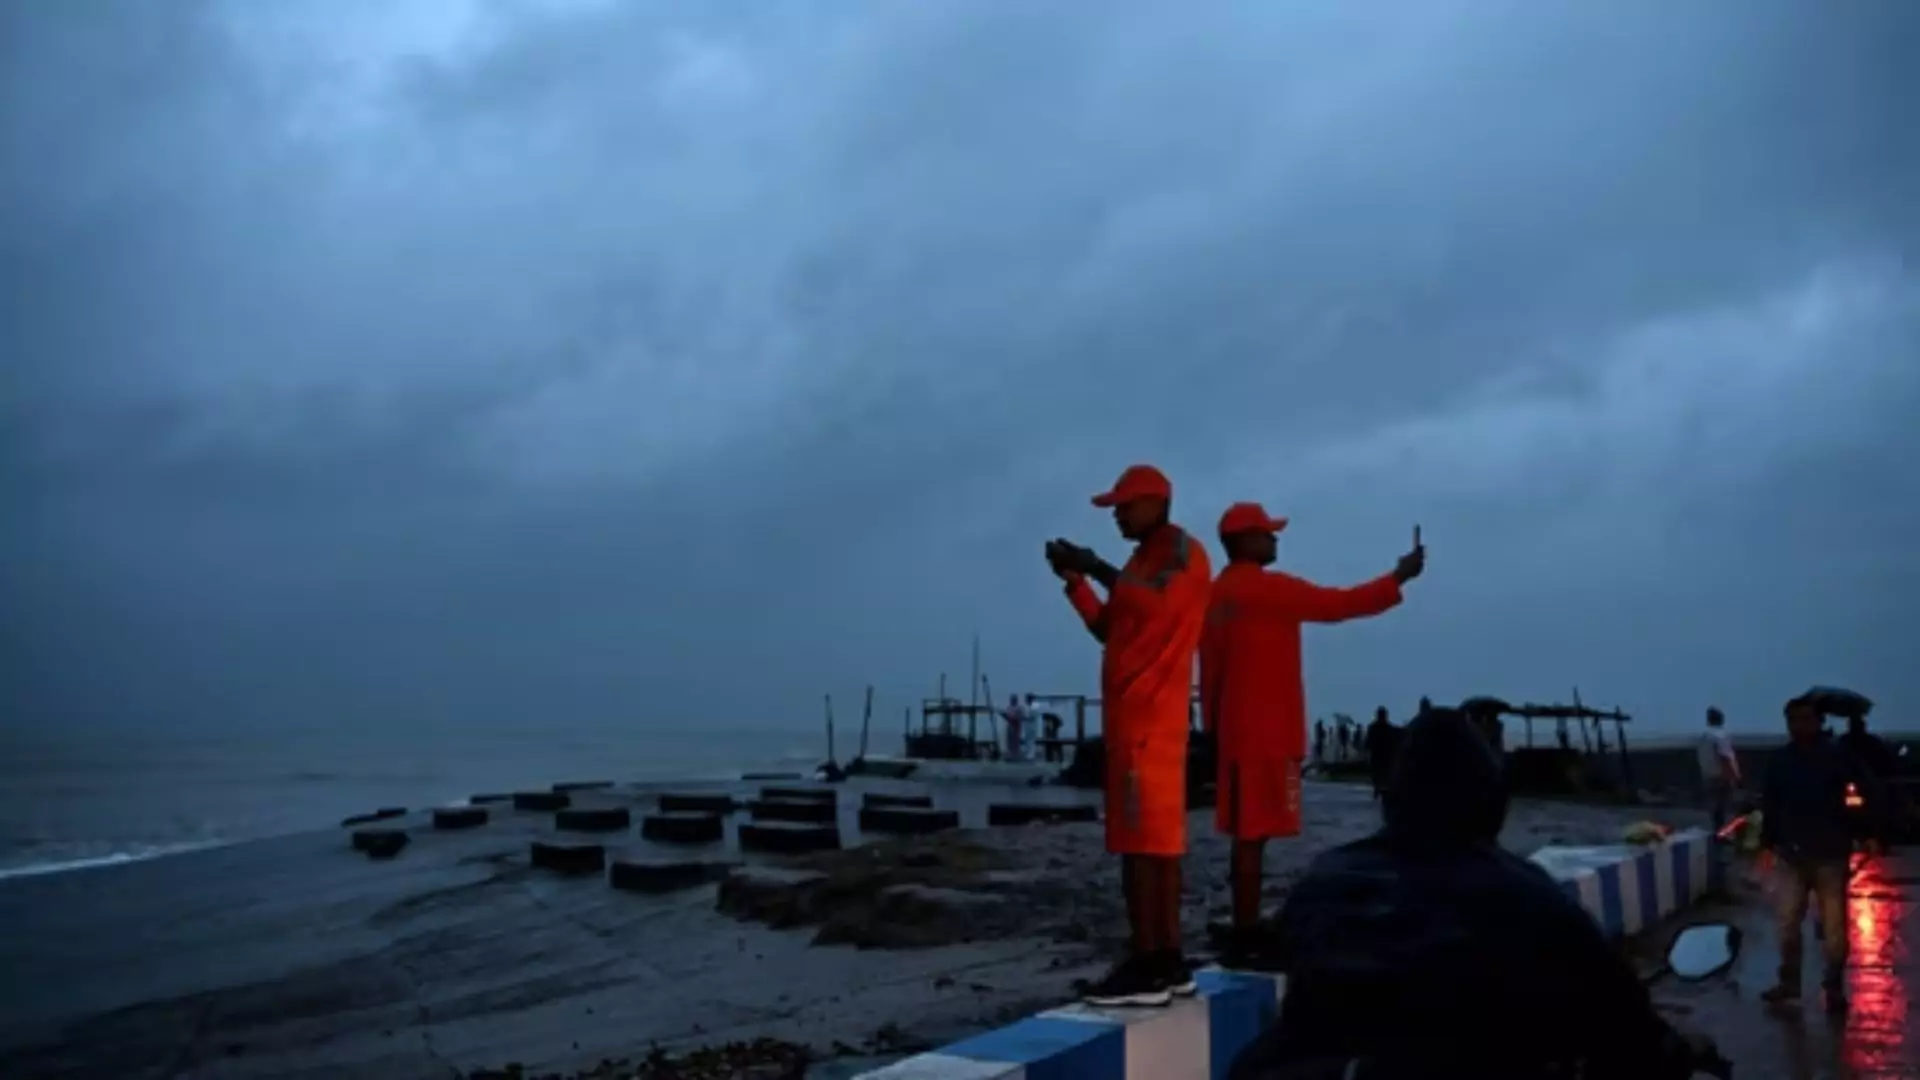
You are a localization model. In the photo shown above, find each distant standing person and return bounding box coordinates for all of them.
[1041,711,1064,762]
[1198,502,1424,960]
[1696,707,1741,837]
[1001,695,1028,762]
[1364,706,1400,800]
[1761,695,1886,1012]
[1313,720,1328,764]
[1048,464,1211,1005]
[1837,714,1897,784]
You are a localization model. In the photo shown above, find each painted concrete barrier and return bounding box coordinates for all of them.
[858,829,1719,1080]
[1530,827,1722,940]
[858,968,1284,1080]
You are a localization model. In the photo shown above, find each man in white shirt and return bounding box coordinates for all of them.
[1002,695,1028,762]
[1697,706,1741,836]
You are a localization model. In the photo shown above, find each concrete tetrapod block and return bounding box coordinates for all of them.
[739,821,842,855]
[862,792,934,810]
[340,807,406,827]
[858,806,960,836]
[553,780,614,793]
[658,792,739,815]
[432,806,490,830]
[351,828,409,859]
[529,840,606,876]
[512,791,571,812]
[759,786,837,804]
[555,806,632,833]
[641,811,726,845]
[469,793,512,805]
[608,856,739,894]
[746,798,839,824]
[986,802,1099,827]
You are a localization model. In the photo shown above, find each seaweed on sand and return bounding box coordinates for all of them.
[466,1036,809,1079]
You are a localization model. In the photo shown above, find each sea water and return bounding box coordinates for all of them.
[0,721,817,878]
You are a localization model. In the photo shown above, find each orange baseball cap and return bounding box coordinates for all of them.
[1091,464,1173,508]
[1218,501,1289,537]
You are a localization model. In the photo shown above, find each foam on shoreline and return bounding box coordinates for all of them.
[0,839,232,881]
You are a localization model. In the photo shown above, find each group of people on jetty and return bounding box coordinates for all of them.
[1037,462,1782,1080]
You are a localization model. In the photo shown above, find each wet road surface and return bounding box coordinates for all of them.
[1655,851,1920,1079]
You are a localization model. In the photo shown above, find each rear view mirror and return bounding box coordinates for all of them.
[1667,923,1741,980]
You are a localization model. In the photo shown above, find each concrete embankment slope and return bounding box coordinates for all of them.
[858,830,1720,1080]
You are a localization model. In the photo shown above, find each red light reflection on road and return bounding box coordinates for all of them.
[1841,855,1911,1076]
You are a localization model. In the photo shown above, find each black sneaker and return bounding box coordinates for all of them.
[1078,955,1173,1007]
[1159,951,1197,996]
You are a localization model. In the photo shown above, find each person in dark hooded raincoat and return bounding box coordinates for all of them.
[1226,706,1711,1080]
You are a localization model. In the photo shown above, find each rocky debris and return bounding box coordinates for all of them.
[861,792,934,809]
[857,807,959,836]
[340,808,406,827]
[815,885,1010,949]
[715,867,833,927]
[433,806,490,830]
[555,806,632,833]
[738,821,842,854]
[608,857,738,894]
[465,1037,809,1080]
[530,840,606,876]
[985,802,1098,827]
[513,791,571,812]
[641,811,725,844]
[760,786,836,804]
[716,835,1040,948]
[658,793,738,815]
[553,780,615,793]
[745,799,838,825]
[351,828,409,859]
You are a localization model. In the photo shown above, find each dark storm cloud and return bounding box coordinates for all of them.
[3,0,1916,738]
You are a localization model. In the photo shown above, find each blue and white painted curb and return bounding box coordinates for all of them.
[856,829,1721,1080]
[1530,827,1722,940]
[855,968,1284,1080]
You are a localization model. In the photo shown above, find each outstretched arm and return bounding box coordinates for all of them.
[1252,572,1403,624]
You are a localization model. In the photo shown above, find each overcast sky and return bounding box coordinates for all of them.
[3,0,1916,746]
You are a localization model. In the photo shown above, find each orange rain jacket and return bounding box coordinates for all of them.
[1199,564,1402,764]
[1064,525,1212,854]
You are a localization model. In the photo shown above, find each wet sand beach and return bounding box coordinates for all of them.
[0,777,1699,1079]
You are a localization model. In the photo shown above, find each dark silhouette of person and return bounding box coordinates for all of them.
[1227,708,1712,1079]
[1364,706,1399,800]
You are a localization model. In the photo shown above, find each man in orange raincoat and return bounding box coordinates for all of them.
[1048,464,1211,1006]
[1199,502,1425,961]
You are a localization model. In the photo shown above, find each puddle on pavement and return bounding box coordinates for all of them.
[1712,853,1919,1080]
